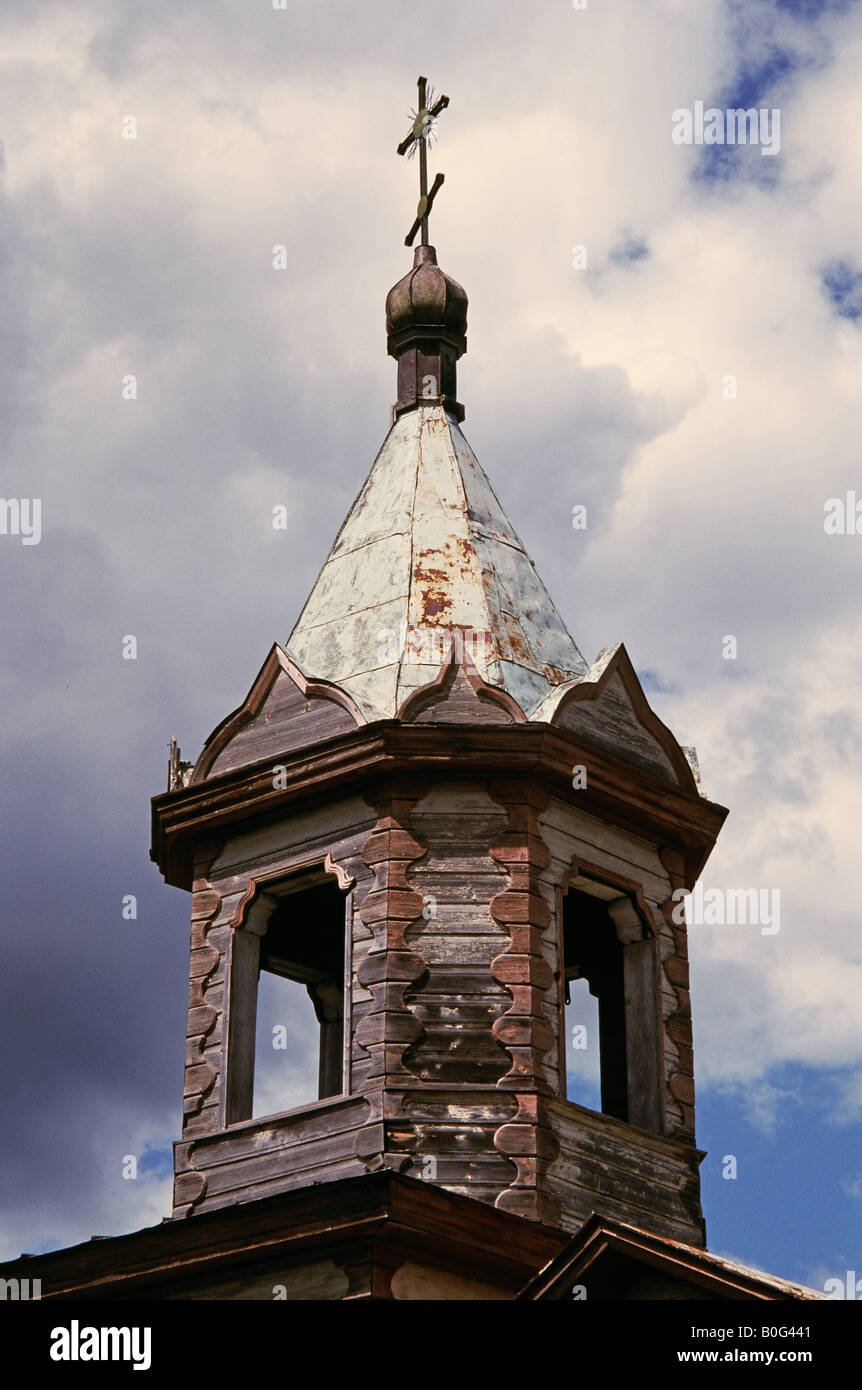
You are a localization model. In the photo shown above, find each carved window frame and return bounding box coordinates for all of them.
[223,854,355,1126]
[556,859,663,1134]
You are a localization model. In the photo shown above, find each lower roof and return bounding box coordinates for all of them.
[0,1171,566,1301]
[517,1213,825,1300]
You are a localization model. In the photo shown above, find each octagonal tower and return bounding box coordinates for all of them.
[152,240,726,1247]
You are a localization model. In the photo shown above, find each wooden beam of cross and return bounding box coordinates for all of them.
[397,75,449,247]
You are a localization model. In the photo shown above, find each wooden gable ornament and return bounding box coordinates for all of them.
[396,633,528,725]
[190,644,368,785]
[532,643,700,792]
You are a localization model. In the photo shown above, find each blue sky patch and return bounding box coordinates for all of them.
[698,1063,862,1290]
[821,259,862,320]
[137,1146,174,1179]
[775,0,855,19]
[609,234,649,267]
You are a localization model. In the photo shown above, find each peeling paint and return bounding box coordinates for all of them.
[288,405,588,718]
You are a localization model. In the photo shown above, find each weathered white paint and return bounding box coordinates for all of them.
[286,405,588,718]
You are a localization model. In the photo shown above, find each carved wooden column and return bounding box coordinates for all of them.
[488,781,560,1223]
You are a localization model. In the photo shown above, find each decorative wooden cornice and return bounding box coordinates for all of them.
[152,723,728,891]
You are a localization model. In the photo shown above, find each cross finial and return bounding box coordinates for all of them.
[397,75,449,248]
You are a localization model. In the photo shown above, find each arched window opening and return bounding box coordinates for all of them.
[258,882,346,1104]
[563,975,601,1113]
[561,878,661,1132]
[227,873,349,1124]
[253,972,320,1118]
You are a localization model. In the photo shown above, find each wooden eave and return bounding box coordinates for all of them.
[0,1172,567,1301]
[152,722,728,890]
[516,1213,823,1301]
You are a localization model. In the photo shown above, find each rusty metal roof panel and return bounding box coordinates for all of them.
[287,405,586,719]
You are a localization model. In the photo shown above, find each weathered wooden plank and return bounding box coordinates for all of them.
[211,799,376,879]
[548,1152,698,1220]
[550,1098,689,1156]
[396,1093,517,1122]
[404,1158,515,1186]
[551,1157,699,1217]
[539,799,671,900]
[547,1177,701,1243]
[409,1000,509,1027]
[407,881,510,910]
[199,1130,367,1196]
[190,979,223,1011]
[406,966,509,996]
[404,1059,511,1085]
[195,1098,370,1165]
[196,1155,367,1210]
[404,936,507,966]
[405,1027,510,1060]
[399,907,508,936]
[405,1130,509,1156]
[424,1183,510,1209]
[549,1134,700,1194]
[409,809,509,836]
[541,799,667,875]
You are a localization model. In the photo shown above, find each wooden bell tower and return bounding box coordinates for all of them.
[1,77,826,1308]
[149,76,728,1280]
[152,186,726,1248]
[153,628,725,1243]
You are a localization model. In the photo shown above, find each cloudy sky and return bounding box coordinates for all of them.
[1,0,860,1294]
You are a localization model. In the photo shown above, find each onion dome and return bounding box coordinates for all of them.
[385,245,468,421]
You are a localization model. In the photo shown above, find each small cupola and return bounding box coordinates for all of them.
[386,244,468,421]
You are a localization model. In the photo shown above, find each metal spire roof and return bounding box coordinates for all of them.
[287,91,588,723]
[175,77,711,812]
[286,403,588,720]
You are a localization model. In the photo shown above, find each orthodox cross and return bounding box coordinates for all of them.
[397,75,449,247]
